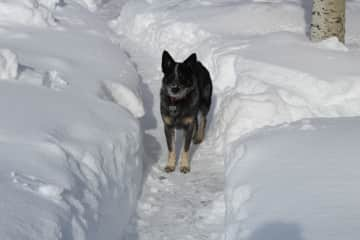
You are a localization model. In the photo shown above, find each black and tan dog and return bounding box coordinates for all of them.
[160,50,212,173]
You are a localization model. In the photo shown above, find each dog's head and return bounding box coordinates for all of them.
[161,50,197,99]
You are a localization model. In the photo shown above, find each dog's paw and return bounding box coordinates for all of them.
[180,166,190,174]
[164,165,176,173]
[193,133,204,144]
[193,137,203,145]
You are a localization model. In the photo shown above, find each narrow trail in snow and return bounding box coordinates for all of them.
[122,46,225,240]
[97,2,225,239]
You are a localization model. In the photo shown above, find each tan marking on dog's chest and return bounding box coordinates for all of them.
[163,116,173,125]
[182,116,194,125]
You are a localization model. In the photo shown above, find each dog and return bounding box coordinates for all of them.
[160,50,212,173]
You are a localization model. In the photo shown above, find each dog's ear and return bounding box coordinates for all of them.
[162,50,175,74]
[183,53,197,68]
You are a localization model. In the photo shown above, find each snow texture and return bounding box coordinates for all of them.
[72,0,102,12]
[1,0,360,239]
[0,1,143,239]
[0,0,59,27]
[0,49,18,80]
[225,118,360,240]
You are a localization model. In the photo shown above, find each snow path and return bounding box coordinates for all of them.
[120,45,225,240]
[99,1,226,239]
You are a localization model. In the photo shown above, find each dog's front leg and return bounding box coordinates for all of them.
[164,125,176,172]
[180,122,194,173]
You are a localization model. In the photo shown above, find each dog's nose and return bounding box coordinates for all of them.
[171,87,180,93]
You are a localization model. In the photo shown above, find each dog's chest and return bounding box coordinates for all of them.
[161,100,196,127]
[164,102,186,118]
[168,104,178,117]
[160,87,199,126]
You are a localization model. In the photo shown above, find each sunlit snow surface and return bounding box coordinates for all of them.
[0,1,143,239]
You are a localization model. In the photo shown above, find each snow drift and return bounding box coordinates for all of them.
[0,1,145,239]
[225,118,360,240]
[0,0,59,27]
[0,83,143,240]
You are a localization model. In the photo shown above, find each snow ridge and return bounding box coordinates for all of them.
[0,1,144,239]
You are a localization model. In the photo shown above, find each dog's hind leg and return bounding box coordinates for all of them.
[193,113,207,144]
[194,83,212,144]
[192,115,198,141]
[180,121,194,173]
[164,126,176,173]
[194,102,209,144]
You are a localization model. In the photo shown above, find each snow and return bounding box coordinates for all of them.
[0,1,143,239]
[1,0,360,239]
[225,118,360,240]
[314,36,349,51]
[42,70,69,91]
[213,33,360,148]
[0,49,18,80]
[101,78,145,118]
[38,0,61,10]
[0,0,59,27]
[72,0,102,12]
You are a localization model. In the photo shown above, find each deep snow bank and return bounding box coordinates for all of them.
[213,33,360,151]
[0,83,143,240]
[0,1,144,239]
[225,118,360,240]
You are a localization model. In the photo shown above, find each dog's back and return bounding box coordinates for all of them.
[193,61,212,116]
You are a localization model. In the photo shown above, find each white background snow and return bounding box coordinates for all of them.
[0,0,360,239]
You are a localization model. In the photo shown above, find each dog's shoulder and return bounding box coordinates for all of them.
[192,61,212,86]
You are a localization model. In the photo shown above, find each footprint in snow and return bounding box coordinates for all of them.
[11,171,64,204]
[1,50,69,91]
[42,70,69,91]
[18,65,69,91]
